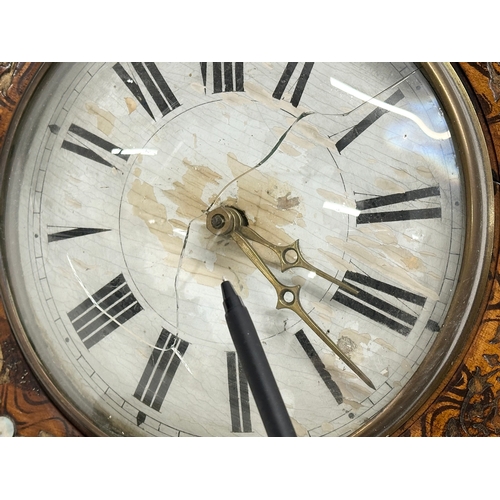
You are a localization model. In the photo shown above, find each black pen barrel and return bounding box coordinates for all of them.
[221,281,296,437]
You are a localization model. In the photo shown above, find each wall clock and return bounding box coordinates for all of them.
[0,62,499,437]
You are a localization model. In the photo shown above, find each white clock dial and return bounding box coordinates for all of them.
[1,63,489,436]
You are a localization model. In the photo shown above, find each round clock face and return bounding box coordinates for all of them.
[0,63,492,436]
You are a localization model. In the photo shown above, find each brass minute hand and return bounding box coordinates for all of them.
[206,207,374,389]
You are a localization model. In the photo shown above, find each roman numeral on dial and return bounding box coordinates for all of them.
[134,329,189,411]
[272,62,314,107]
[226,351,252,433]
[200,63,244,94]
[48,227,110,243]
[113,62,181,121]
[295,330,343,404]
[356,186,441,224]
[335,89,405,153]
[60,123,129,168]
[332,271,426,336]
[68,273,143,349]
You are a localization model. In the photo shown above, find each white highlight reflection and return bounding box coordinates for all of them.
[323,201,361,217]
[111,148,158,155]
[173,228,187,237]
[330,77,451,141]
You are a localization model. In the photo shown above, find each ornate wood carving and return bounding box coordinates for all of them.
[0,62,82,437]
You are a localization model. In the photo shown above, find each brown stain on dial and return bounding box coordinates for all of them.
[179,247,255,296]
[124,97,137,114]
[163,159,223,220]
[85,102,115,136]
[127,177,184,264]
[127,123,310,294]
[224,152,304,245]
[277,192,300,210]
[317,188,353,207]
[127,168,256,295]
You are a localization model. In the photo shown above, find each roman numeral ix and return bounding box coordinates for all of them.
[60,123,129,168]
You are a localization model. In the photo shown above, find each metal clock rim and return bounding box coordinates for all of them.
[354,62,496,436]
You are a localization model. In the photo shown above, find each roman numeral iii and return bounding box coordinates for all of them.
[356,186,441,224]
[332,271,427,336]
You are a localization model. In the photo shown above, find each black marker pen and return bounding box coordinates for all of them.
[221,280,296,437]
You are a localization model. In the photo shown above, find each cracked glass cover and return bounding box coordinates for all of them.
[0,62,488,436]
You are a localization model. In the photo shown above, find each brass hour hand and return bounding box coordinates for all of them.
[237,225,358,296]
[206,206,374,390]
[208,206,357,295]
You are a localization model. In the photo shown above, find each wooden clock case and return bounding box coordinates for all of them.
[1,62,500,437]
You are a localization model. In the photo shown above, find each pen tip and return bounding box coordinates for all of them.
[221,279,241,312]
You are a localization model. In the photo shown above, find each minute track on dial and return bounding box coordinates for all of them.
[206,206,374,390]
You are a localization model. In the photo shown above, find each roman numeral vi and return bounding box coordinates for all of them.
[134,329,189,411]
[227,351,252,433]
